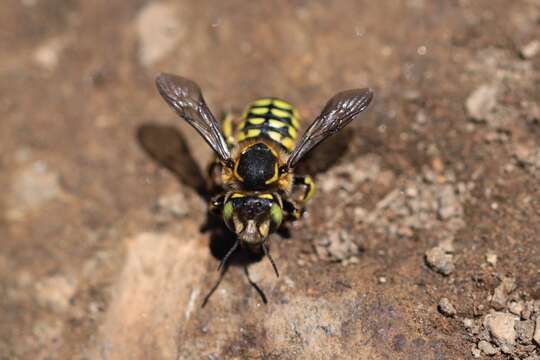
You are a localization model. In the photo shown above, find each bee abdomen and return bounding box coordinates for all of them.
[236,98,300,153]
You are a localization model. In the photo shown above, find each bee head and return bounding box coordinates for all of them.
[222,193,283,246]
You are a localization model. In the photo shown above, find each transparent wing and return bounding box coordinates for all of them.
[286,88,374,169]
[155,73,231,164]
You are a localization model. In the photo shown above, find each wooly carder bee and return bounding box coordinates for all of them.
[155,73,373,276]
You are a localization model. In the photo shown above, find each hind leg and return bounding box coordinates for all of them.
[282,175,315,221]
[292,175,316,204]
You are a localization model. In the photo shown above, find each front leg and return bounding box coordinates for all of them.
[209,193,225,216]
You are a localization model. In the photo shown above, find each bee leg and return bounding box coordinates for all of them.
[222,113,236,147]
[292,175,316,203]
[282,198,304,221]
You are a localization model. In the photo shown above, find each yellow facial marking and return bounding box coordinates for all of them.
[237,132,246,142]
[258,193,273,200]
[272,99,293,110]
[270,108,290,118]
[231,192,245,198]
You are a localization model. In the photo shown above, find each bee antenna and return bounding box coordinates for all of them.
[262,243,280,278]
[217,239,239,274]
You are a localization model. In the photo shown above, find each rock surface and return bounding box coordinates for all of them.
[484,312,518,354]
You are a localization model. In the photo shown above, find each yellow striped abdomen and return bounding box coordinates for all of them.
[236,98,300,153]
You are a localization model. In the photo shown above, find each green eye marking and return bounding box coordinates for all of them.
[223,201,233,221]
[270,203,283,226]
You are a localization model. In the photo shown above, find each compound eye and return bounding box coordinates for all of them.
[270,202,283,230]
[222,201,234,229]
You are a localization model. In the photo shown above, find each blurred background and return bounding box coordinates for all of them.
[1,0,539,359]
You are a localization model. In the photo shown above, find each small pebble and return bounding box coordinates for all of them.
[425,241,455,276]
[520,40,540,59]
[463,318,474,328]
[465,84,498,122]
[486,251,497,266]
[378,276,387,284]
[508,301,524,316]
[438,297,456,317]
[478,340,498,356]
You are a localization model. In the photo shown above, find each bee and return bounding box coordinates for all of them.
[155,73,373,277]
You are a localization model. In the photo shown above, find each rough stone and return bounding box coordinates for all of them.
[484,312,518,354]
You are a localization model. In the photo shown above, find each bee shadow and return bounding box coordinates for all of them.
[136,123,269,305]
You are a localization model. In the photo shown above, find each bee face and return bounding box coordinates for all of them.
[222,194,283,245]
